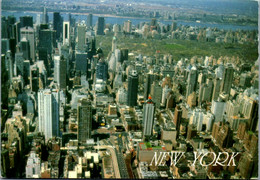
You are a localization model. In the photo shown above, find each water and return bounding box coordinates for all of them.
[2,10,257,31]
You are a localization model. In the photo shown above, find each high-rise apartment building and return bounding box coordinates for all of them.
[38,89,60,141]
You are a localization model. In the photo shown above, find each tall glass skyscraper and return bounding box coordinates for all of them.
[127,70,138,107]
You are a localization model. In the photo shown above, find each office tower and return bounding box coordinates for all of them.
[19,16,33,28]
[15,52,24,76]
[77,24,86,51]
[120,48,128,62]
[150,81,162,108]
[42,7,49,24]
[1,17,8,39]
[53,12,63,40]
[96,17,105,35]
[63,21,70,45]
[19,37,30,60]
[174,105,182,137]
[60,56,67,90]
[186,66,198,98]
[220,64,234,95]
[38,29,56,53]
[96,59,108,81]
[143,96,155,140]
[20,27,35,62]
[25,152,41,178]
[75,51,88,75]
[77,98,92,143]
[123,20,132,33]
[15,22,21,44]
[1,38,10,55]
[53,12,62,39]
[30,65,39,92]
[38,89,60,141]
[23,60,30,85]
[212,77,221,101]
[5,51,13,82]
[144,72,159,99]
[211,99,226,122]
[54,55,61,85]
[127,70,139,107]
[1,55,9,110]
[87,14,93,27]
[36,14,41,25]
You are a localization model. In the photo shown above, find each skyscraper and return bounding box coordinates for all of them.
[96,17,105,35]
[19,37,30,60]
[77,98,92,143]
[150,81,162,108]
[63,21,70,45]
[127,70,139,107]
[20,27,35,62]
[123,20,132,33]
[38,89,60,141]
[53,12,63,40]
[174,105,182,137]
[186,66,198,98]
[211,99,226,122]
[220,64,234,95]
[54,55,61,85]
[143,96,155,140]
[60,56,67,90]
[87,14,93,28]
[77,23,86,51]
[96,59,108,81]
[15,52,24,76]
[19,16,33,28]
[212,77,221,101]
[1,38,10,55]
[144,72,160,99]
[75,51,88,75]
[42,7,49,24]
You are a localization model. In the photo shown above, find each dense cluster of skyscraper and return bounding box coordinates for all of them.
[1,6,258,179]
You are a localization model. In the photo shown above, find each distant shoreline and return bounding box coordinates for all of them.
[2,9,257,30]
